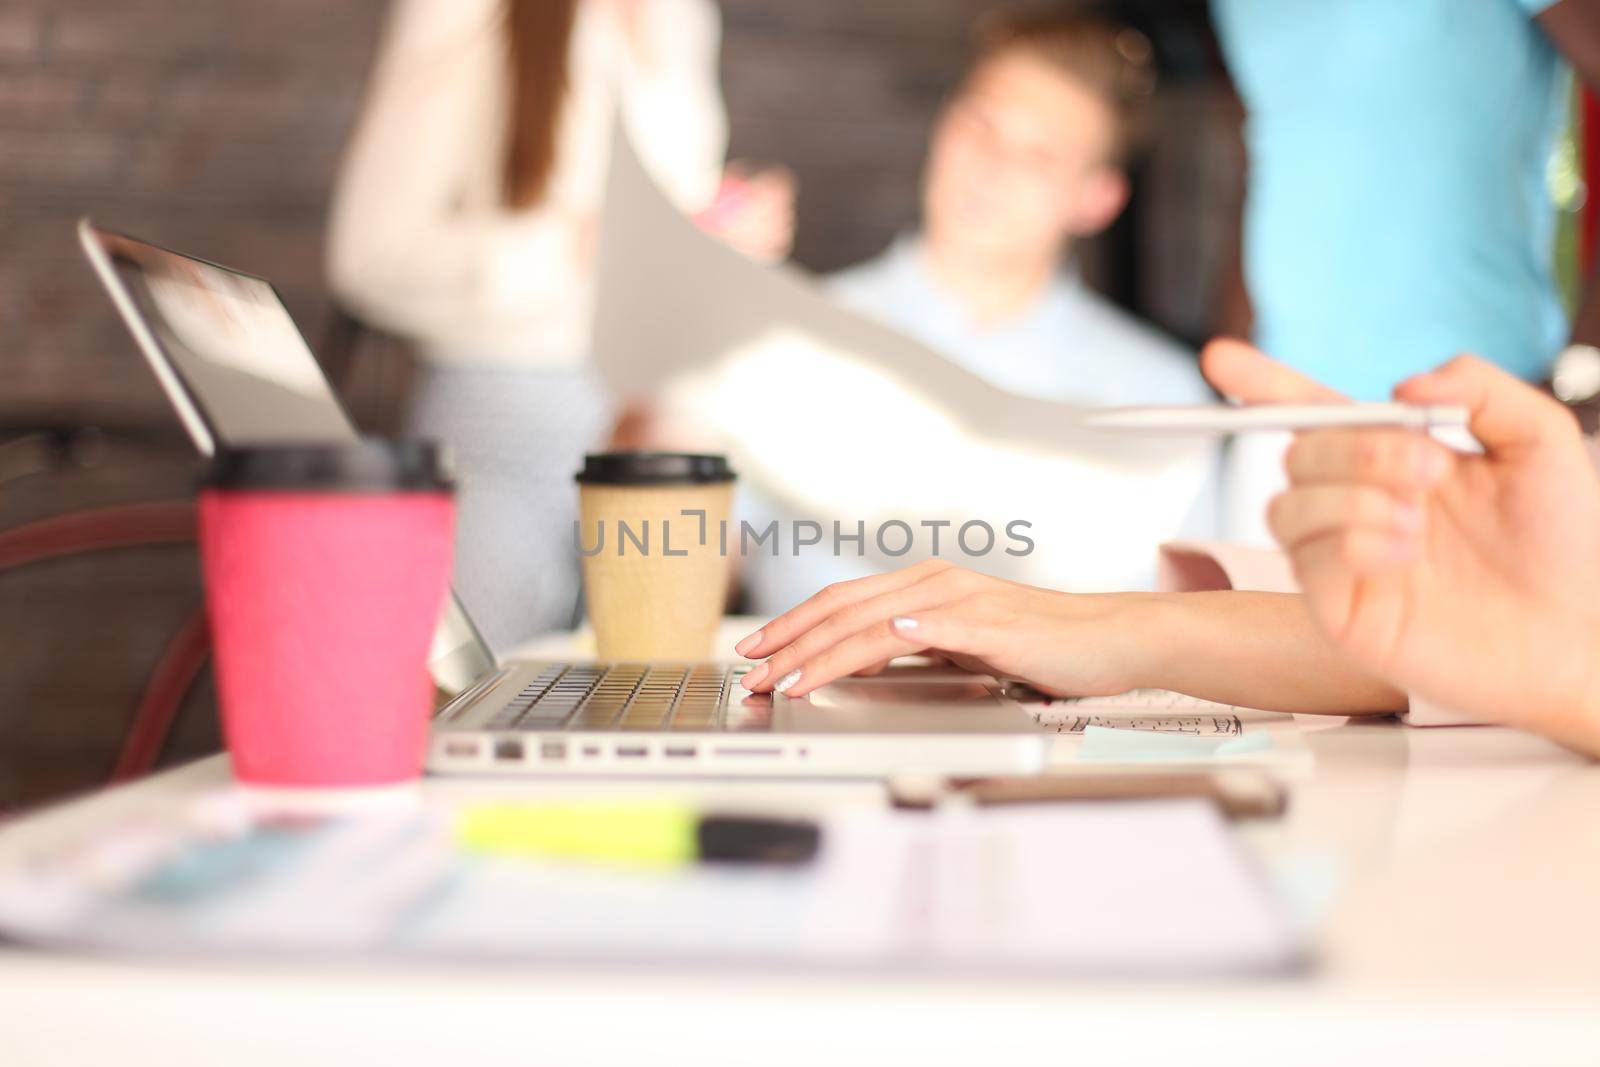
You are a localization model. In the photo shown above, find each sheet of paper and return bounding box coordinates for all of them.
[0,793,1305,976]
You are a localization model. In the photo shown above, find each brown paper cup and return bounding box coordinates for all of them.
[575,454,735,660]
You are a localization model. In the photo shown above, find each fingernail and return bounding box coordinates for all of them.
[891,616,918,631]
[1417,447,1450,484]
[774,668,802,694]
[741,663,770,690]
[1393,501,1423,533]
[734,630,762,657]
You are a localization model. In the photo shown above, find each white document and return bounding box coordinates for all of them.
[0,794,1305,976]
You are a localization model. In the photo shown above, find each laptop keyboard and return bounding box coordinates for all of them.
[484,664,771,733]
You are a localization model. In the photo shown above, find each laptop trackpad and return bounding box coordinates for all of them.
[804,676,1000,707]
[787,674,1036,735]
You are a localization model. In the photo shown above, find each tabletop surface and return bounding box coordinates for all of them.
[1,619,1598,1066]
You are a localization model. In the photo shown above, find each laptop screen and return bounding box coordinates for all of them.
[81,223,498,707]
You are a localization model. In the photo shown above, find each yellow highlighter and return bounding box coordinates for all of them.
[457,801,821,869]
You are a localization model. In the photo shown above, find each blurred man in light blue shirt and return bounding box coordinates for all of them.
[829,236,1207,407]
[829,13,1208,410]
[741,11,1218,614]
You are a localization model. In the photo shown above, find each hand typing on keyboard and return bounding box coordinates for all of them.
[734,559,1406,717]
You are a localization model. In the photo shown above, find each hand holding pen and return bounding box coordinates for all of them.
[1196,339,1600,754]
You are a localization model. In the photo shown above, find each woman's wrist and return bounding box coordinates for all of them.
[1102,590,1409,713]
[1102,591,1190,693]
[1534,615,1600,757]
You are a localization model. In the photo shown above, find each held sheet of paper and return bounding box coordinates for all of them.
[0,793,1304,976]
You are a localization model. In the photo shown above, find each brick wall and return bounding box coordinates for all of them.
[4,0,998,430]
[0,0,390,426]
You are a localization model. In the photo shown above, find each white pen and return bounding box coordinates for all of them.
[1080,403,1471,435]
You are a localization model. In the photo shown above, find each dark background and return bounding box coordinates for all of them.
[0,0,1240,809]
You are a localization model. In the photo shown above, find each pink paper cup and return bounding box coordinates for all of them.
[198,441,455,795]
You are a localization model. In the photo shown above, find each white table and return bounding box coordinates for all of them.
[2,620,1598,1066]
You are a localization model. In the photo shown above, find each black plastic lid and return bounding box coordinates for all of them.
[201,440,454,493]
[574,452,735,486]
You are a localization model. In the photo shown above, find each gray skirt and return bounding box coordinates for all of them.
[406,362,615,654]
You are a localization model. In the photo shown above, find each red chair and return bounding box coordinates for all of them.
[0,500,210,801]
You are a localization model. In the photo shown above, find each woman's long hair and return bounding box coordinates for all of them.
[503,0,581,209]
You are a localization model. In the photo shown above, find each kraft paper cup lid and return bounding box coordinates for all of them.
[575,452,736,486]
[202,439,454,493]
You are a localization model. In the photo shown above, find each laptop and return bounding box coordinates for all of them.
[78,221,1049,778]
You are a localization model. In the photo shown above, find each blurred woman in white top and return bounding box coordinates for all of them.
[328,0,791,651]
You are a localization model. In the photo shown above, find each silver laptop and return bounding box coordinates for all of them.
[79,220,1049,778]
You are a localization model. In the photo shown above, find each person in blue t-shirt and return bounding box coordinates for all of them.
[1211,0,1600,540]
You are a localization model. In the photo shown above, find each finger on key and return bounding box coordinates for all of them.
[744,566,972,692]
[779,607,989,698]
[734,559,955,660]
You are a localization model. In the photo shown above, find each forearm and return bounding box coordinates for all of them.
[1527,698,1600,760]
[1128,591,1406,714]
[1509,613,1600,759]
